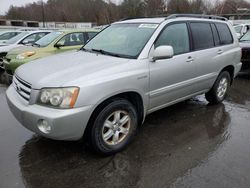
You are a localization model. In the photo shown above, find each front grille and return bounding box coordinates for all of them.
[12,75,32,101]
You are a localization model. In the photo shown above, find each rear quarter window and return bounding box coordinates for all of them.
[190,22,214,50]
[211,24,220,46]
[215,23,233,45]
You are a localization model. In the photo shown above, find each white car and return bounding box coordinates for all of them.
[6,14,242,155]
[234,24,250,38]
[0,31,22,43]
[0,30,51,69]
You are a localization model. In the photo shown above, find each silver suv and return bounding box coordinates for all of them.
[6,15,242,155]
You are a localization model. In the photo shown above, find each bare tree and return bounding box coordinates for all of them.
[167,0,190,13]
[6,0,250,24]
[144,0,166,16]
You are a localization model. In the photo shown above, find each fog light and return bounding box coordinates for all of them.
[37,119,51,134]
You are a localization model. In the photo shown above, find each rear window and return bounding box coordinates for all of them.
[215,23,233,45]
[190,22,214,50]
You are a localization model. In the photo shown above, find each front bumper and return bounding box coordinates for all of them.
[235,62,243,75]
[6,85,93,140]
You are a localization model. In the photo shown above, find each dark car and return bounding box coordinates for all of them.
[239,31,250,71]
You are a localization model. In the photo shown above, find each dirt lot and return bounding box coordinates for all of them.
[1,73,250,188]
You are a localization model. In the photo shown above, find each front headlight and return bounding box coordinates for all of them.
[38,87,79,109]
[16,51,36,60]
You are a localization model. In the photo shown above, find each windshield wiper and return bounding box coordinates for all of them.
[91,48,123,58]
[81,47,134,59]
[91,48,137,59]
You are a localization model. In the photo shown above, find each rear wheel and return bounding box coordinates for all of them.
[89,99,138,155]
[205,71,231,104]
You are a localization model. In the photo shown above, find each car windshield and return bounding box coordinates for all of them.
[234,25,242,33]
[0,31,21,40]
[83,23,158,58]
[35,31,63,47]
[240,31,250,42]
[5,32,28,44]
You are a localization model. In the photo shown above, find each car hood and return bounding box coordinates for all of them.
[8,46,38,56]
[6,46,39,60]
[0,44,20,53]
[0,43,8,47]
[239,41,250,48]
[16,51,131,89]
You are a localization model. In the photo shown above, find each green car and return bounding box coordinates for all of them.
[4,29,99,75]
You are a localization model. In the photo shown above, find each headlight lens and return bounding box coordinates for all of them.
[16,51,36,60]
[38,87,79,108]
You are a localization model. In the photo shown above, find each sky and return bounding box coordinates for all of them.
[0,0,48,15]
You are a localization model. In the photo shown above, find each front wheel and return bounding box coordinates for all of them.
[89,99,138,155]
[205,71,231,104]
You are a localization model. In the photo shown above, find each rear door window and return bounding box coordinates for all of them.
[190,22,214,50]
[57,32,85,46]
[215,23,233,45]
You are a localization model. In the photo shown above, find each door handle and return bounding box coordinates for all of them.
[217,49,223,54]
[186,56,194,62]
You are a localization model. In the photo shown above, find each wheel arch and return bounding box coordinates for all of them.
[220,65,235,85]
[83,91,145,139]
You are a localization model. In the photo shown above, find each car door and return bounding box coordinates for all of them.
[55,32,85,53]
[187,22,219,92]
[189,22,235,92]
[149,22,197,110]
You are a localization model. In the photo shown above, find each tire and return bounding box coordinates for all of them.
[89,99,138,155]
[205,71,231,104]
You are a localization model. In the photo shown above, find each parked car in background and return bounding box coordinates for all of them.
[0,31,22,44]
[6,15,241,155]
[3,29,99,77]
[0,30,51,71]
[234,24,250,38]
[239,31,250,72]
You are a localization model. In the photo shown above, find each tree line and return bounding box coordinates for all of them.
[4,0,250,25]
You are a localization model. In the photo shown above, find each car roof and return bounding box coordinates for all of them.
[115,16,228,25]
[27,30,53,34]
[58,29,100,33]
[0,30,22,33]
[115,17,165,24]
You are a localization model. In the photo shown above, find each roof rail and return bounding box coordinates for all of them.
[166,14,228,21]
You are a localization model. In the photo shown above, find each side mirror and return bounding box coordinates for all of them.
[54,43,64,49]
[242,26,247,34]
[151,46,174,62]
